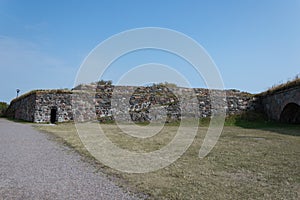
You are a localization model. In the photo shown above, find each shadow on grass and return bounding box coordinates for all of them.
[4,113,299,137]
[2,117,34,124]
[225,111,300,136]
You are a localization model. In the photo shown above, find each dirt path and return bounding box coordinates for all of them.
[0,119,141,200]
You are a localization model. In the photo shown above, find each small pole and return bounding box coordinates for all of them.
[16,89,20,98]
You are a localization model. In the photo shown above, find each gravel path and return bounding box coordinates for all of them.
[0,119,142,200]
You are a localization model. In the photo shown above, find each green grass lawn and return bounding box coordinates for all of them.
[35,122,300,199]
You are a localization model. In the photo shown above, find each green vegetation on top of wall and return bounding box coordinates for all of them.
[96,80,112,85]
[156,82,178,88]
[10,89,72,104]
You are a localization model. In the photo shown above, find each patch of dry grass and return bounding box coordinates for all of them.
[35,123,300,199]
[260,75,300,96]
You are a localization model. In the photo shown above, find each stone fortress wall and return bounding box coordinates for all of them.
[6,90,73,123]
[258,85,300,123]
[6,83,258,123]
[73,83,257,123]
[6,92,37,122]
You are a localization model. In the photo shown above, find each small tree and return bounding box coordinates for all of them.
[0,102,8,117]
[97,80,112,85]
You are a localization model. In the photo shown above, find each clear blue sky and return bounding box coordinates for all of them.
[0,0,299,103]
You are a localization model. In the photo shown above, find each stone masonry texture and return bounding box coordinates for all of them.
[6,83,260,123]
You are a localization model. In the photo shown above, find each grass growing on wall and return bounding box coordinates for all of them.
[10,89,72,104]
[261,75,300,95]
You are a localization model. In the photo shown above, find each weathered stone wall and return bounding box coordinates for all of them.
[71,90,97,122]
[195,89,257,117]
[7,90,73,123]
[258,86,300,122]
[6,92,36,121]
[34,91,73,123]
[74,84,257,122]
[8,84,258,123]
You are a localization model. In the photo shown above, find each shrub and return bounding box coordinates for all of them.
[157,82,178,88]
[97,80,112,85]
[0,102,8,117]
